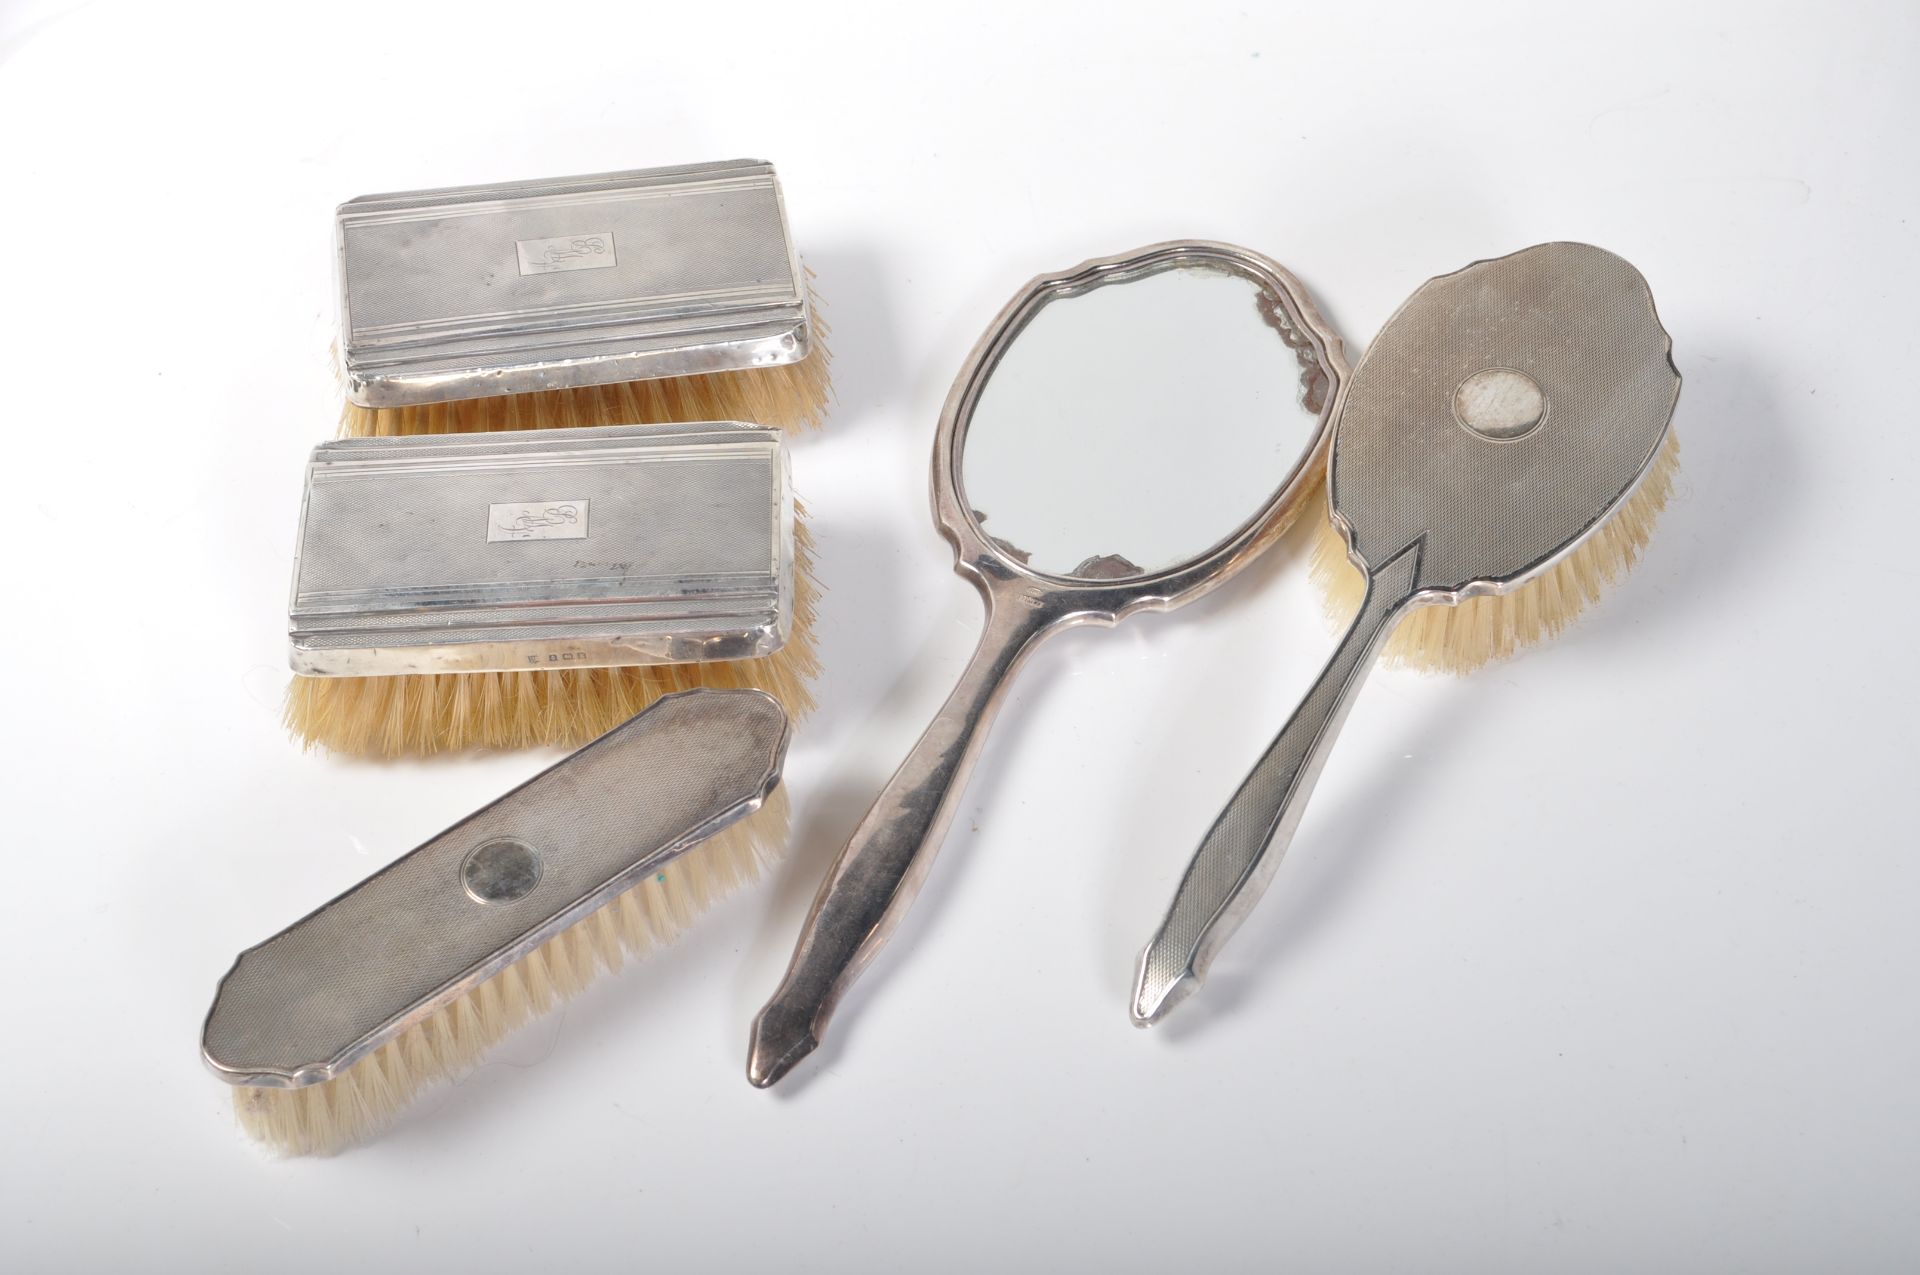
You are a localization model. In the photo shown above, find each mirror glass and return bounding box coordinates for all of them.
[960,261,1325,580]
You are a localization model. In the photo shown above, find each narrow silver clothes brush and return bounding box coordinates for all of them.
[204,688,790,1154]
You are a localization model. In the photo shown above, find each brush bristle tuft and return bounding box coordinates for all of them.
[284,512,821,756]
[1309,431,1679,673]
[232,786,791,1156]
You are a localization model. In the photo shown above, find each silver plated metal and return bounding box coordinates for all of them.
[1133,242,1682,1025]
[747,241,1347,1087]
[336,159,810,408]
[288,422,794,676]
[203,689,790,1089]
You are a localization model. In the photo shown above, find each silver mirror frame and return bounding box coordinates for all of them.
[748,241,1346,1089]
[939,239,1346,615]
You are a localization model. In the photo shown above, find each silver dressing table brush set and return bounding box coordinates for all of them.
[201,159,1682,1153]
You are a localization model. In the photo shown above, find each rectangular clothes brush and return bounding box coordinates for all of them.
[204,688,790,1156]
[332,159,831,437]
[282,422,818,756]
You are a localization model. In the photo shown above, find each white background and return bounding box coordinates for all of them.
[2,1,1915,1270]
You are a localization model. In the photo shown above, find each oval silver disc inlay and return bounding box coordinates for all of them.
[1453,367,1547,440]
[461,838,543,904]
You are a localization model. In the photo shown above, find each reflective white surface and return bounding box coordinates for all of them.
[960,265,1318,578]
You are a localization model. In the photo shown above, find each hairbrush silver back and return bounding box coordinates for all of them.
[288,422,795,677]
[336,159,812,408]
[204,689,791,1154]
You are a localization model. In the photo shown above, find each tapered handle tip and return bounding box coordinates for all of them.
[1131,935,1204,1027]
[747,997,820,1088]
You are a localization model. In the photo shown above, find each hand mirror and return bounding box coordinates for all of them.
[749,241,1347,1086]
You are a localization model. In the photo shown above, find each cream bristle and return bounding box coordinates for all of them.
[232,785,791,1157]
[337,287,833,438]
[284,510,822,756]
[1309,431,1679,673]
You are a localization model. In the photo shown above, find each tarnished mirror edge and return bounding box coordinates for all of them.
[933,241,1348,622]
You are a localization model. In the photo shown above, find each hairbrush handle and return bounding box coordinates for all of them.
[749,596,1052,1087]
[1132,542,1422,1025]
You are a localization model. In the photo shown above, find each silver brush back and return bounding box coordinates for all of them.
[336,159,811,407]
[203,689,790,1088]
[288,422,795,676]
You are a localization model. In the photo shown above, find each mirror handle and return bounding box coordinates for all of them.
[749,586,1053,1087]
[1131,541,1422,1025]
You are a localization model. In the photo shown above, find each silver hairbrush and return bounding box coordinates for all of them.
[205,688,791,1154]
[1135,242,1682,1025]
